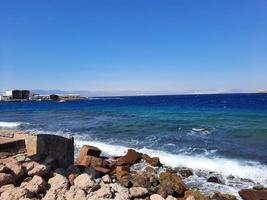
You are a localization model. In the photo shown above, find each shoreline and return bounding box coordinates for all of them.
[0,129,266,199]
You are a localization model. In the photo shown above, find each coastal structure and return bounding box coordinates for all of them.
[0,90,32,101]
[0,90,84,102]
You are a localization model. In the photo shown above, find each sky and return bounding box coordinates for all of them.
[0,0,267,95]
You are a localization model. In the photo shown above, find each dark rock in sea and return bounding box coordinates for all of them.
[253,185,265,190]
[239,189,267,200]
[178,167,193,178]
[211,192,237,200]
[141,154,161,167]
[116,149,141,166]
[207,176,222,184]
[157,171,187,198]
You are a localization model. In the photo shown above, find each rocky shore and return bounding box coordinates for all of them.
[0,130,266,200]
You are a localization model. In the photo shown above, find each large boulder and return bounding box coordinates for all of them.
[116,149,141,166]
[142,154,161,167]
[238,189,267,200]
[0,184,15,195]
[73,173,95,192]
[77,145,101,164]
[157,172,187,198]
[0,173,14,187]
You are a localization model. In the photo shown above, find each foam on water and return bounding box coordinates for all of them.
[0,121,28,128]
[76,139,267,185]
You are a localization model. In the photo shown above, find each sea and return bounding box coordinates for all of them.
[0,93,267,197]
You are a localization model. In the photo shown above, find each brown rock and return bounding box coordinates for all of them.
[130,186,149,198]
[116,149,141,166]
[0,173,14,187]
[116,165,130,178]
[0,184,15,194]
[117,175,133,188]
[77,145,101,164]
[238,189,267,200]
[211,192,237,200]
[5,162,25,181]
[65,185,87,200]
[79,155,103,167]
[157,172,187,198]
[0,164,8,173]
[142,154,161,167]
[185,190,208,200]
[48,174,69,192]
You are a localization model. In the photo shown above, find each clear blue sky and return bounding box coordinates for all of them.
[0,0,266,94]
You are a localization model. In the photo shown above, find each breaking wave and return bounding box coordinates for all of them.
[0,121,29,128]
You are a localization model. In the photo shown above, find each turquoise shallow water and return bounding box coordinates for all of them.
[0,93,267,195]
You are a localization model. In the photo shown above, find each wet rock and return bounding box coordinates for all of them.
[73,173,95,192]
[0,187,32,200]
[207,176,222,184]
[142,154,161,167]
[102,174,112,184]
[116,149,141,166]
[77,145,101,164]
[130,186,149,198]
[253,185,265,190]
[178,168,193,178]
[185,190,208,200]
[157,172,187,198]
[5,162,25,181]
[0,173,14,187]
[211,192,237,200]
[238,189,267,200]
[150,194,165,200]
[48,173,69,192]
[28,164,49,177]
[65,185,87,200]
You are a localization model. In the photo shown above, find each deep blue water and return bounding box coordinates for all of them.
[1,93,267,164]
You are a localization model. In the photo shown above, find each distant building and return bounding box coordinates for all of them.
[2,90,31,100]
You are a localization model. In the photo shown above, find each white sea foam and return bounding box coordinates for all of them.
[0,121,28,128]
[76,139,267,185]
